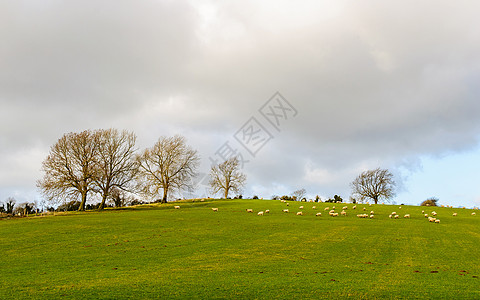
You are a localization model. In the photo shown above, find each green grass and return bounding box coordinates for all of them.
[1,199,479,299]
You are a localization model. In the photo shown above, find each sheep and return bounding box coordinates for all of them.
[428,217,436,222]
[332,206,336,210]
[312,206,316,209]
[329,210,335,216]
[174,206,180,209]
[258,211,264,216]
[404,214,410,219]
[369,203,372,207]
[472,212,476,216]
[283,209,289,213]
[399,206,402,209]
[286,203,290,206]
[265,209,270,214]
[246,209,253,213]
[357,214,368,218]
[363,207,366,211]
[435,219,441,223]
[316,212,322,216]
[331,213,339,217]
[296,211,303,216]
[299,206,304,209]
[452,212,457,217]
[431,211,437,216]
[394,215,399,219]
[369,214,375,219]
[391,212,397,215]
[342,206,348,210]
[424,214,429,218]
[389,215,392,218]
[370,211,374,215]
[324,207,330,211]
[340,210,347,216]
[421,210,425,214]
[212,208,218,212]
[352,205,357,210]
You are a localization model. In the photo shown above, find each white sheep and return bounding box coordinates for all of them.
[394,215,399,219]
[174,206,180,209]
[370,211,374,215]
[312,206,316,209]
[452,212,457,216]
[404,214,410,218]
[324,207,330,211]
[472,212,476,216]
[435,219,441,223]
[265,209,270,214]
[283,209,289,213]
[421,210,425,214]
[369,203,372,207]
[340,210,347,216]
[363,207,366,211]
[424,214,429,218]
[352,205,357,210]
[258,211,264,216]
[286,203,289,206]
[369,214,374,219]
[342,206,348,210]
[299,206,304,209]
[316,212,322,216]
[212,208,218,212]
[428,217,436,222]
[389,215,392,218]
[246,209,253,213]
[331,213,339,217]
[431,211,437,216]
[391,212,397,215]
[296,211,303,216]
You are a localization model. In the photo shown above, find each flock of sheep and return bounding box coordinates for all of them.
[173,201,478,223]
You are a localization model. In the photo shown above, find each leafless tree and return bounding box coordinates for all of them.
[209,157,246,199]
[37,130,99,211]
[351,168,396,204]
[94,129,138,209]
[292,188,306,201]
[5,197,16,214]
[136,135,200,203]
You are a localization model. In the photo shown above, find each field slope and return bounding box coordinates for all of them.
[1,199,479,299]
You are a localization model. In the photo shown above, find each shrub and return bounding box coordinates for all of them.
[421,197,438,207]
[252,195,259,199]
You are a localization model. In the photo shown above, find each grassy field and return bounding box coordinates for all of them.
[1,199,479,299]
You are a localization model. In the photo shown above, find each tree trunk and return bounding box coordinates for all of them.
[373,197,378,205]
[162,188,168,203]
[99,192,107,210]
[224,188,229,199]
[78,191,87,211]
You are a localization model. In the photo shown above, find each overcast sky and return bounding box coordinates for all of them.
[1,0,480,207]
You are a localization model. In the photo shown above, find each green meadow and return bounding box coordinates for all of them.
[1,199,479,299]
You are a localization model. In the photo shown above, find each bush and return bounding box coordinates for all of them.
[421,197,438,207]
[252,195,259,199]
[57,200,81,211]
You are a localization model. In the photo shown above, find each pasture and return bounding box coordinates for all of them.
[1,199,479,299]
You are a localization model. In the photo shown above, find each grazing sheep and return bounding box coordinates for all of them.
[431,211,437,216]
[391,212,397,215]
[340,210,347,216]
[421,210,425,214]
[258,211,264,216]
[283,209,289,213]
[296,211,303,216]
[265,209,270,214]
[452,212,457,216]
[357,214,368,218]
[316,212,322,216]
[212,208,218,212]
[312,206,316,209]
[174,206,180,209]
[404,214,410,218]
[332,206,336,210]
[428,217,436,222]
[370,211,374,215]
[399,206,402,209]
[299,206,304,209]
[472,212,476,216]
[389,215,392,218]
[286,203,290,206]
[352,205,357,210]
[363,207,366,211]
[342,206,348,210]
[246,209,253,213]
[331,213,339,217]
[369,214,374,219]
[424,214,429,218]
[329,210,335,216]
[394,215,399,219]
[324,207,330,211]
[369,203,372,207]
[435,219,441,223]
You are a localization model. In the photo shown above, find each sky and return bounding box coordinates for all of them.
[1,0,480,208]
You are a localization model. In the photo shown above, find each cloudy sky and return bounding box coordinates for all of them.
[1,0,480,208]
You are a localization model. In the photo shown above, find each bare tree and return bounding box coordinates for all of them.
[209,157,247,199]
[137,135,200,203]
[5,197,16,214]
[94,129,138,209]
[292,188,306,201]
[351,168,395,204]
[37,130,99,211]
